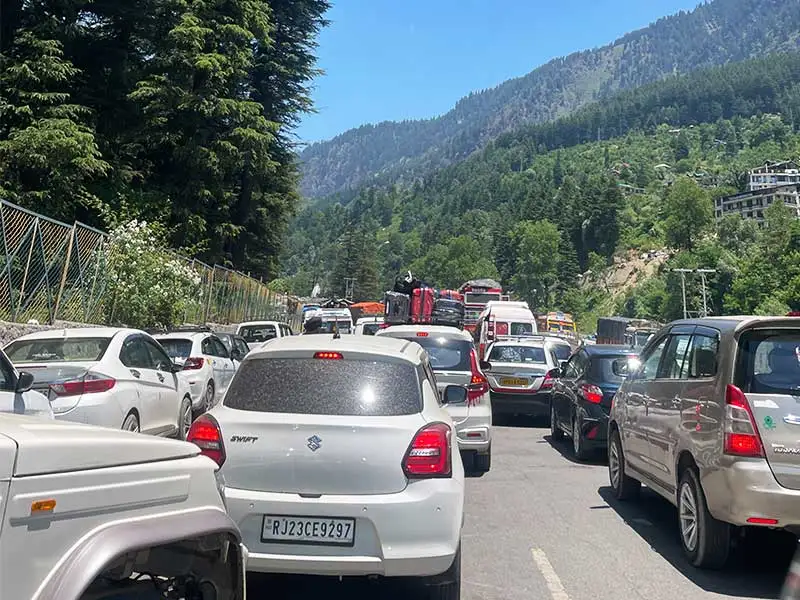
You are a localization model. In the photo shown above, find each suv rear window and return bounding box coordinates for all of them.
[158,339,193,360]
[225,358,421,416]
[736,329,800,395]
[398,336,472,371]
[238,325,276,344]
[5,337,111,363]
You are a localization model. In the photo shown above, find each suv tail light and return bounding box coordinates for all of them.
[468,348,489,405]
[403,422,451,478]
[187,414,226,466]
[579,383,603,404]
[183,357,205,370]
[50,373,116,397]
[724,384,764,457]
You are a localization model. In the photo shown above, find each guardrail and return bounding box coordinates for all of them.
[0,199,298,327]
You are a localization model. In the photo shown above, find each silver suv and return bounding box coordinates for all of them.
[608,317,800,569]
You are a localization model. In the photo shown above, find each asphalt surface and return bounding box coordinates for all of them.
[247,418,797,599]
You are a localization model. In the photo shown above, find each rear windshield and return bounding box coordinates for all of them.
[158,338,193,360]
[489,345,546,364]
[239,325,276,344]
[397,336,472,371]
[736,329,800,395]
[225,358,421,416]
[510,322,533,335]
[550,344,572,361]
[5,337,111,363]
[320,320,352,334]
[593,356,637,383]
[362,323,381,336]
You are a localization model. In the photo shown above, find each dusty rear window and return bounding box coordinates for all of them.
[225,358,421,416]
[394,336,472,371]
[238,325,277,344]
[489,345,546,364]
[158,339,193,360]
[5,337,111,363]
[736,329,800,396]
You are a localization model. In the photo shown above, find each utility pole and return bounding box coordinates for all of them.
[696,269,717,318]
[672,269,693,319]
[344,277,356,302]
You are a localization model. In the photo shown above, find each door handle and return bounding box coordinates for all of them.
[130,369,141,378]
[157,373,164,382]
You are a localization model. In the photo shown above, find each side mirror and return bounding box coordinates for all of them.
[171,362,183,373]
[231,350,243,361]
[15,371,34,393]
[547,368,561,380]
[442,385,468,406]
[479,360,492,372]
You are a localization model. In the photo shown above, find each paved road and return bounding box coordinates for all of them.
[247,419,796,599]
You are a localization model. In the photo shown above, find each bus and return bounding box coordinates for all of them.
[537,311,578,343]
[458,279,506,333]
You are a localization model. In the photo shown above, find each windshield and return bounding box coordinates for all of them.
[238,325,277,344]
[158,338,193,360]
[735,329,800,395]
[5,337,111,363]
[320,320,352,334]
[488,345,547,363]
[224,358,420,415]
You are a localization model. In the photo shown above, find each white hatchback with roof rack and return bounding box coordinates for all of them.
[187,334,465,599]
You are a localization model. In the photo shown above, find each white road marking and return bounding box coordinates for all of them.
[531,548,570,600]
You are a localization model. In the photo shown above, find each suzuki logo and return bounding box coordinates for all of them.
[307,435,322,452]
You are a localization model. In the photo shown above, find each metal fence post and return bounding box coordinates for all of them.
[53,225,76,324]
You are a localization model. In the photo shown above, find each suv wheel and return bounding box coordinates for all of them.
[425,545,461,600]
[608,429,640,500]
[550,403,564,441]
[677,468,730,568]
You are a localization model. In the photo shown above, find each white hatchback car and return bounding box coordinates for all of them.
[0,413,245,600]
[188,334,465,598]
[377,324,493,473]
[155,328,238,415]
[5,328,193,438]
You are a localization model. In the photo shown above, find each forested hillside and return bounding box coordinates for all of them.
[0,0,329,279]
[299,0,800,199]
[280,51,800,328]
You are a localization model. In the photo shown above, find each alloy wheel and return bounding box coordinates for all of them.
[205,382,215,412]
[573,418,581,454]
[181,400,193,439]
[679,481,699,552]
[609,440,621,489]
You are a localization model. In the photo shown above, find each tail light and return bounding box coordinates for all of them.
[540,371,555,390]
[724,384,764,457]
[468,348,489,405]
[579,383,603,404]
[50,373,116,397]
[187,414,226,467]
[403,422,451,478]
[314,351,343,359]
[183,357,205,370]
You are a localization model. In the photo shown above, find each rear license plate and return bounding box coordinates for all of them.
[500,377,528,387]
[261,515,356,546]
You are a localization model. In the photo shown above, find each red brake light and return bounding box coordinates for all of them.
[416,331,429,337]
[467,348,489,405]
[579,383,603,404]
[187,414,226,466]
[50,374,116,397]
[314,351,343,360]
[541,371,555,390]
[403,422,451,478]
[723,384,764,457]
[183,357,205,370]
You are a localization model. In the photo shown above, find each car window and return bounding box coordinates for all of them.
[657,334,692,379]
[217,335,233,352]
[684,334,719,379]
[143,339,173,372]
[201,337,213,356]
[564,351,587,378]
[488,345,546,363]
[549,343,572,362]
[0,353,15,391]
[397,336,472,371]
[735,329,800,395]
[593,355,638,383]
[158,338,193,360]
[5,337,112,363]
[362,323,381,336]
[235,338,250,355]
[510,322,533,335]
[120,336,153,369]
[639,336,668,381]
[212,337,229,358]
[239,324,277,344]
[225,358,421,416]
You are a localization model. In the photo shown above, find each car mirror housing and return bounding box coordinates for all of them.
[15,371,34,393]
[442,385,468,405]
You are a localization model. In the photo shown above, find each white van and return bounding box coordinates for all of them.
[354,315,384,335]
[475,301,538,360]
[319,308,354,334]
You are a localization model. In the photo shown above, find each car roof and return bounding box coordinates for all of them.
[10,327,136,341]
[154,331,208,340]
[489,338,546,347]
[582,344,638,356]
[356,316,384,324]
[377,324,473,341]
[249,333,424,364]
[238,321,283,327]
[667,316,800,333]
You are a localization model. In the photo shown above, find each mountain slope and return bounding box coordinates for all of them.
[299,0,800,198]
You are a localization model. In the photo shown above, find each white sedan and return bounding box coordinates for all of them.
[5,328,193,438]
[188,334,465,598]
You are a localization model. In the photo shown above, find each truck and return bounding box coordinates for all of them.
[597,316,661,349]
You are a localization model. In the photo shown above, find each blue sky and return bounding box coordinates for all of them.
[296,0,702,144]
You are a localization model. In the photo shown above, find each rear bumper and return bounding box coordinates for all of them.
[225,479,463,578]
[490,391,549,417]
[448,400,492,454]
[703,459,800,528]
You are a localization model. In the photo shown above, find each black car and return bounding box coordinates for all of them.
[549,344,638,460]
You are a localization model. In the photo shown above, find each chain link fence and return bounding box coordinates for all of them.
[0,199,297,327]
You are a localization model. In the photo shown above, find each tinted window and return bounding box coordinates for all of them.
[225,358,421,416]
[320,320,352,334]
[640,337,668,381]
[217,335,233,352]
[488,345,546,363]
[158,338,193,360]
[566,352,588,378]
[6,337,111,363]
[201,338,213,355]
[685,334,719,378]
[594,355,638,383]
[658,334,692,379]
[120,337,153,369]
[736,329,800,395]
[399,336,472,371]
[550,344,572,361]
[510,322,533,335]
[211,337,229,358]
[239,325,277,344]
[143,339,173,372]
[362,323,381,336]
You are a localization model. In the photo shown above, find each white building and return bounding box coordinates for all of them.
[716,160,800,223]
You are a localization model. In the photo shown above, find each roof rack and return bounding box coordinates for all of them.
[167,324,213,333]
[495,334,545,342]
